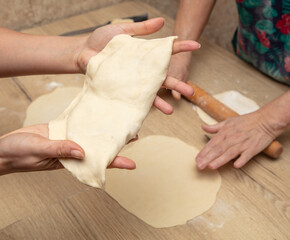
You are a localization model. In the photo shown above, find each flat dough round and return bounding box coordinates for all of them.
[195,90,260,125]
[105,135,221,228]
[23,87,81,127]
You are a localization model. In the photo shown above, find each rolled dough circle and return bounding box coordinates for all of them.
[195,90,260,125]
[105,135,221,228]
[23,87,81,127]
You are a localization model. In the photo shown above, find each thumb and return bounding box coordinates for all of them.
[108,156,136,169]
[201,121,225,134]
[37,139,85,160]
[122,17,164,36]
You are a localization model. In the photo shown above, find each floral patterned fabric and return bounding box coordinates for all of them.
[233,0,290,85]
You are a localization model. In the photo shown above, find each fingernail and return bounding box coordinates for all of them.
[197,162,203,169]
[187,89,194,97]
[198,44,201,49]
[71,150,84,159]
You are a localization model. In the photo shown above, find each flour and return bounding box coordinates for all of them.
[193,90,260,125]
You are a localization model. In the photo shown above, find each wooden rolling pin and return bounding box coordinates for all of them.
[185,81,283,158]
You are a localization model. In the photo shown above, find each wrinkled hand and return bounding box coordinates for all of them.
[167,52,193,100]
[76,18,200,114]
[196,110,280,170]
[0,124,136,175]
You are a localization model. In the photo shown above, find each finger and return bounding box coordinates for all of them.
[196,146,223,170]
[164,76,194,97]
[37,139,85,160]
[153,96,174,114]
[172,40,200,55]
[201,121,225,134]
[196,134,227,170]
[121,18,164,36]
[208,145,242,170]
[172,90,181,100]
[107,156,136,169]
[234,149,257,168]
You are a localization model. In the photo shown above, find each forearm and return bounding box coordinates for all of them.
[0,28,87,77]
[173,0,216,65]
[174,0,216,41]
[259,90,290,137]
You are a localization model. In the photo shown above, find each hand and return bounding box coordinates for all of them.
[0,124,136,175]
[167,51,193,100]
[76,18,200,114]
[195,110,281,170]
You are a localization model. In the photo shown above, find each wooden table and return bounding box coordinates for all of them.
[0,2,289,239]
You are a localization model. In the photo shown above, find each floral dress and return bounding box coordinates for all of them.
[233,0,290,85]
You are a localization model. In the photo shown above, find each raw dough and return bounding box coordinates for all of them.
[106,135,221,228]
[23,87,81,127]
[195,91,260,125]
[49,35,176,188]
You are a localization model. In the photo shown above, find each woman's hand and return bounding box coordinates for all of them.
[196,90,290,170]
[196,111,275,170]
[167,52,193,100]
[76,18,200,114]
[0,124,136,175]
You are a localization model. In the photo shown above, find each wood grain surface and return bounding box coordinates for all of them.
[0,1,289,239]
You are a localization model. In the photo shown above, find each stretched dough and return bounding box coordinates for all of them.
[49,35,176,188]
[23,87,81,127]
[195,91,260,125]
[106,135,221,228]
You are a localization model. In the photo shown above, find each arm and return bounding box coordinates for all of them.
[174,0,216,41]
[196,90,290,170]
[169,0,216,99]
[0,28,85,77]
[0,16,201,78]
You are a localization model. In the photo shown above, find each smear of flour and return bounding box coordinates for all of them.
[187,198,243,234]
[45,81,63,91]
[0,107,25,122]
[8,110,25,120]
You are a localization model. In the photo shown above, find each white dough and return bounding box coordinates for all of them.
[195,91,260,125]
[23,87,81,127]
[106,135,221,228]
[49,35,177,188]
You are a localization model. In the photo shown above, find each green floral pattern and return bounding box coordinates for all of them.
[233,0,290,85]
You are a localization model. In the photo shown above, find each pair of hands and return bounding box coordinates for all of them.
[0,18,200,175]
